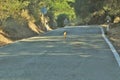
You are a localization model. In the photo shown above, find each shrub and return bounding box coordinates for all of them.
[56,14,68,27]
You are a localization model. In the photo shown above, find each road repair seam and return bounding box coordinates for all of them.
[100,27,120,67]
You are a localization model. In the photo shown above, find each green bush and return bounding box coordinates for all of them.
[56,14,68,27]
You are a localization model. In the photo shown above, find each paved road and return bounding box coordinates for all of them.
[0,26,120,80]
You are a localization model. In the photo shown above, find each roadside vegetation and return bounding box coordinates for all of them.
[0,0,120,52]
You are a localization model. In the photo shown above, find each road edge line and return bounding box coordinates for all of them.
[100,27,120,67]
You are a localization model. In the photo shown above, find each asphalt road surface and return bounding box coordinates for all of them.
[0,26,120,80]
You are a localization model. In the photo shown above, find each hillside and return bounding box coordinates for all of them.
[0,0,120,54]
[0,19,44,46]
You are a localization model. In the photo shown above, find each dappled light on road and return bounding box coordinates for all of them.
[0,26,120,80]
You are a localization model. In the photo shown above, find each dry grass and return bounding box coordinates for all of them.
[2,18,43,40]
[0,29,12,46]
[28,21,44,34]
[0,9,45,47]
[0,18,44,46]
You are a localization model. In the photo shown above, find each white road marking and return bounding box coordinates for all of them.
[100,27,120,67]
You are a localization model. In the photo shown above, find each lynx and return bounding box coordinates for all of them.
[63,31,67,39]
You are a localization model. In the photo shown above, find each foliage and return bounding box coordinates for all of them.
[56,14,68,27]
[103,0,120,16]
[1,0,119,27]
[0,0,76,28]
[74,0,120,24]
[0,0,29,22]
[48,0,75,20]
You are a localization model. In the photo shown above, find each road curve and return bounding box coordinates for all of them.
[0,25,120,80]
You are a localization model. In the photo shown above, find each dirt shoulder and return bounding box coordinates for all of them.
[107,24,120,54]
[0,32,12,47]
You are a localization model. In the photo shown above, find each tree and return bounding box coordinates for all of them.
[0,0,75,28]
[56,14,68,27]
[0,0,29,23]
